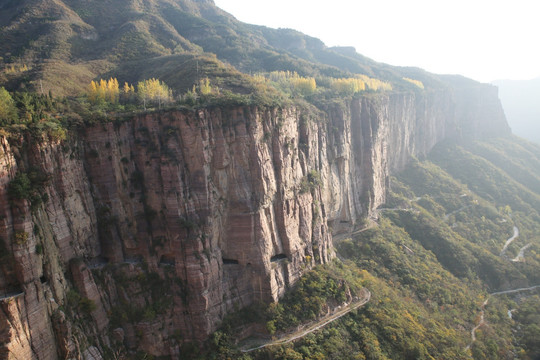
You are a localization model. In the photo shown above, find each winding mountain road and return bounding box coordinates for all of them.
[512,243,532,262]
[465,223,540,351]
[444,205,473,221]
[465,285,540,351]
[465,298,490,350]
[240,288,371,353]
[500,226,519,256]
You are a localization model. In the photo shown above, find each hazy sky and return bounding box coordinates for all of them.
[213,0,540,83]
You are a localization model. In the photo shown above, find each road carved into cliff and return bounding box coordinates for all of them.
[240,288,371,353]
[465,285,540,351]
[0,291,24,301]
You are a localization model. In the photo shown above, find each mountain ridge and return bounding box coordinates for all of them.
[2,1,538,359]
[1,0,491,98]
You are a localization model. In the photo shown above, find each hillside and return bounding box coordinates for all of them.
[204,137,540,360]
[0,0,538,359]
[1,0,489,97]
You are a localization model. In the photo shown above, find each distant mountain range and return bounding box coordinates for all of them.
[492,77,540,144]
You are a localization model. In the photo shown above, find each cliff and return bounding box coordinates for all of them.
[0,84,509,358]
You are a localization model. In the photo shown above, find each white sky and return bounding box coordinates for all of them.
[213,0,540,83]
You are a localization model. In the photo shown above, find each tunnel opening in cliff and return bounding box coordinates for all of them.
[222,258,240,265]
[270,254,288,262]
[159,255,176,266]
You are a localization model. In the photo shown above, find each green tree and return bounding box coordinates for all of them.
[0,87,18,124]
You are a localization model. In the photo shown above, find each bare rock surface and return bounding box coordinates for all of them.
[0,86,509,358]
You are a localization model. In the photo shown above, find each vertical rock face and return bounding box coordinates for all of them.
[80,107,333,343]
[323,90,456,229]
[0,86,509,358]
[0,134,99,360]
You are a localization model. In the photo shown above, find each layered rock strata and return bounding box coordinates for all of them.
[0,85,509,358]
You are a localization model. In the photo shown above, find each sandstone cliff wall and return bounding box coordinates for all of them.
[0,85,509,358]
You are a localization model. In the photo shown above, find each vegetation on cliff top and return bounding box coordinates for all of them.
[0,0,451,143]
[0,0,439,100]
[0,65,397,138]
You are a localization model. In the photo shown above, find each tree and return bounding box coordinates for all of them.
[330,77,367,95]
[88,81,99,103]
[403,77,424,89]
[198,77,214,95]
[264,71,316,96]
[292,77,316,96]
[107,78,119,103]
[137,78,172,110]
[0,87,18,124]
[137,80,149,110]
[88,78,120,104]
[123,82,135,95]
[122,82,135,102]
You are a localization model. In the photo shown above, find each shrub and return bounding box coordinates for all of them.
[79,297,97,314]
[8,173,32,200]
[67,289,96,315]
[300,170,322,193]
[13,231,29,245]
[8,169,50,210]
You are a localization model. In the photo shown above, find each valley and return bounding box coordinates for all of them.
[0,0,539,359]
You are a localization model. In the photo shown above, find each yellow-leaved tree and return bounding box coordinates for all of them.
[330,78,366,95]
[137,78,172,110]
[107,78,119,102]
[122,82,136,102]
[266,71,317,96]
[402,77,425,89]
[123,82,135,94]
[88,78,120,104]
[291,76,316,96]
[197,77,214,95]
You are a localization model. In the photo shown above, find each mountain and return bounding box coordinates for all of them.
[0,0,379,95]
[492,78,540,144]
[0,0,491,96]
[1,0,538,359]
